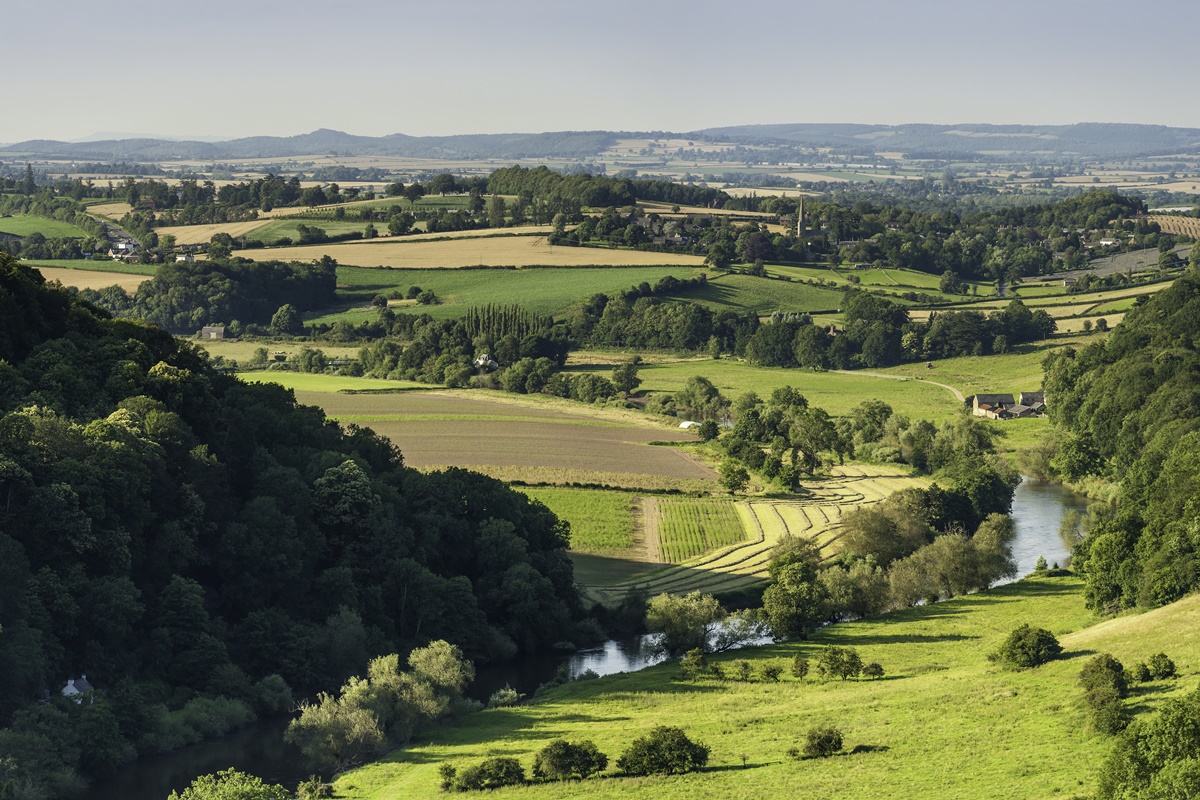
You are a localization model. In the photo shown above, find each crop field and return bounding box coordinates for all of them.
[333,570,1191,800]
[584,465,924,604]
[0,215,90,238]
[519,487,638,555]
[155,220,273,245]
[193,340,364,363]
[239,377,715,487]
[316,265,704,322]
[656,497,746,563]
[1147,214,1200,237]
[86,202,132,220]
[22,258,156,275]
[33,266,151,293]
[666,273,847,315]
[234,235,708,269]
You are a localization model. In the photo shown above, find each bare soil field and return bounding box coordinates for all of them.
[35,266,149,293]
[233,235,706,268]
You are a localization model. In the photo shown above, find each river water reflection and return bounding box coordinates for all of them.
[93,475,1093,799]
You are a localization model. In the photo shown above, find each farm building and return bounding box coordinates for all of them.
[679,421,701,429]
[965,392,1047,420]
[175,253,195,263]
[62,675,93,703]
[200,325,225,340]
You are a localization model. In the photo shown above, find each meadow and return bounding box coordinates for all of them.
[333,574,1200,800]
[0,215,90,238]
[316,264,705,323]
[233,235,708,269]
[23,258,156,275]
[665,273,846,315]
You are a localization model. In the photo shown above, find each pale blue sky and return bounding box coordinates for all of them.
[4,0,1198,142]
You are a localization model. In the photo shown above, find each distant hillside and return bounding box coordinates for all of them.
[698,122,1200,159]
[4,123,1200,163]
[0,129,618,161]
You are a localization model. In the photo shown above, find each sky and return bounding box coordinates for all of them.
[3,0,1198,143]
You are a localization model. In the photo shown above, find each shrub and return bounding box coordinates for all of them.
[791,655,809,681]
[438,763,457,791]
[1086,685,1129,735]
[453,757,525,791]
[802,726,844,758]
[992,624,1062,669]
[532,739,608,780]
[617,726,710,776]
[1080,654,1128,698]
[680,648,708,681]
[862,662,885,680]
[486,685,523,708]
[1131,662,1152,683]
[734,660,753,681]
[1147,652,1177,680]
[698,419,720,441]
[761,664,783,682]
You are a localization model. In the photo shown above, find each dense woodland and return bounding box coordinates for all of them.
[1045,265,1200,611]
[0,255,588,798]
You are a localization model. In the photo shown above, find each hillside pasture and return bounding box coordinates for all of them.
[233,235,708,269]
[665,273,846,315]
[334,573,1154,800]
[0,215,90,238]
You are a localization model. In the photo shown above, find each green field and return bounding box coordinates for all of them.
[665,273,847,315]
[334,576,1200,800]
[237,371,424,393]
[569,357,963,420]
[245,218,383,244]
[312,265,706,323]
[520,487,638,554]
[0,215,90,238]
[657,497,746,563]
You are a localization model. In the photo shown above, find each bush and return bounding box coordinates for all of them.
[531,739,608,780]
[761,664,783,682]
[1086,685,1129,735]
[617,726,710,776]
[862,662,884,679]
[680,648,708,681]
[815,646,863,681]
[791,655,809,681]
[453,757,525,791]
[1130,662,1152,683]
[734,660,752,681]
[802,726,844,758]
[486,685,523,708]
[992,624,1062,669]
[698,419,720,441]
[1080,654,1128,698]
[1147,652,1177,680]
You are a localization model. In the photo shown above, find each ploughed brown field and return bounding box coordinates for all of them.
[293,390,714,482]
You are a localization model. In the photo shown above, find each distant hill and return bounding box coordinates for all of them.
[697,122,1200,159]
[4,123,1200,162]
[0,128,618,161]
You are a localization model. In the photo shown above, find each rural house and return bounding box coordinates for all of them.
[965,392,1047,420]
[62,675,93,703]
[201,325,225,340]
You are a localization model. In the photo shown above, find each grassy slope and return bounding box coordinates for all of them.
[337,578,1200,800]
[0,215,90,238]
[519,487,637,554]
[312,265,705,323]
[665,274,847,315]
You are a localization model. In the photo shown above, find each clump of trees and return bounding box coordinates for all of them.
[286,642,475,772]
[1096,685,1200,800]
[1079,654,1130,734]
[991,624,1062,669]
[531,739,609,780]
[616,726,710,776]
[796,726,844,759]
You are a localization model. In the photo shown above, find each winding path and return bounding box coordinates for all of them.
[831,369,965,402]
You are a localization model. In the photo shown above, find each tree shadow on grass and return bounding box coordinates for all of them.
[818,631,980,646]
[1059,649,1099,661]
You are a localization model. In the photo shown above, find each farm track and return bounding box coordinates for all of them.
[582,464,926,604]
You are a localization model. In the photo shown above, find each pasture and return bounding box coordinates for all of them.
[318,264,704,322]
[233,235,708,269]
[666,273,846,315]
[335,572,1199,800]
[0,215,90,238]
[33,266,150,293]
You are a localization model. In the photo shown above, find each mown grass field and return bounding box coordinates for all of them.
[313,265,705,323]
[234,236,708,269]
[237,371,422,393]
[0,214,90,238]
[336,575,1200,800]
[22,258,156,276]
[519,487,638,554]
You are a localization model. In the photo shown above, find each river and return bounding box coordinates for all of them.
[91,476,1091,799]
